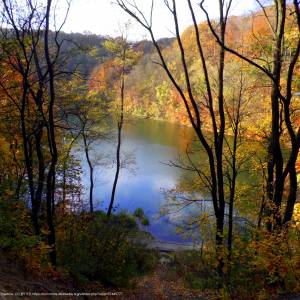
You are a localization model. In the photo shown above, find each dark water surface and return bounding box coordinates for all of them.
[78,119,205,243]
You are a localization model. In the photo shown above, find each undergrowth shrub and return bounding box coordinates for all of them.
[174,226,300,299]
[0,197,50,273]
[57,211,157,287]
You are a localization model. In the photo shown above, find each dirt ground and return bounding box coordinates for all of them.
[122,262,210,300]
[0,252,210,300]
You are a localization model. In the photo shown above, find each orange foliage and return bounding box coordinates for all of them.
[89,59,122,94]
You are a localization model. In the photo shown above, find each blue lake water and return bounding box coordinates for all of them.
[77,119,207,243]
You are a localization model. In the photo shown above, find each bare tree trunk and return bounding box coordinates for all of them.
[267,0,285,228]
[83,134,94,213]
[227,73,243,262]
[62,134,81,205]
[227,129,238,258]
[20,84,40,235]
[34,123,45,220]
[283,165,297,223]
[107,49,125,217]
[44,0,57,266]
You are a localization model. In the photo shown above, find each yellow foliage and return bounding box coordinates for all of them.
[293,203,300,229]
[20,242,53,274]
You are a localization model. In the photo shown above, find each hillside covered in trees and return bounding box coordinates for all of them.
[0,0,300,299]
[90,9,300,130]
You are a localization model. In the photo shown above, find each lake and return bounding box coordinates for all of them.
[77,118,212,244]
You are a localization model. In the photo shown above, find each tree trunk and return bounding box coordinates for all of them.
[107,55,125,217]
[83,135,94,213]
[34,123,45,221]
[20,81,40,235]
[44,0,57,266]
[283,166,297,223]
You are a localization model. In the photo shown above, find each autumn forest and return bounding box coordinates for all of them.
[0,0,300,299]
